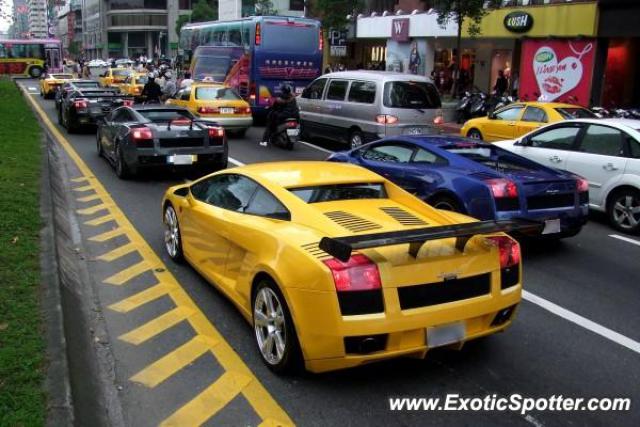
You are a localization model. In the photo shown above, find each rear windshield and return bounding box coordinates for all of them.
[443,144,530,172]
[262,21,318,54]
[51,74,72,79]
[192,56,231,81]
[138,109,194,123]
[113,70,131,78]
[383,81,441,109]
[555,108,596,120]
[195,87,242,101]
[289,183,387,203]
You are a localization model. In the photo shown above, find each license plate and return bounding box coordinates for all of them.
[286,129,299,136]
[426,322,465,348]
[167,154,196,165]
[542,218,561,235]
[406,127,423,135]
[220,108,234,114]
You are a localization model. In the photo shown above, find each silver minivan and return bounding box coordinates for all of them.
[298,71,442,148]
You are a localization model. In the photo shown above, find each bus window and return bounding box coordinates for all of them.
[0,44,6,58]
[212,26,226,44]
[228,24,241,46]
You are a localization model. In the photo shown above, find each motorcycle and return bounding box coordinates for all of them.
[455,91,473,124]
[269,118,300,150]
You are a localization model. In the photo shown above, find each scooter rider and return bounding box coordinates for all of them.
[140,72,162,104]
[162,70,177,101]
[260,84,299,146]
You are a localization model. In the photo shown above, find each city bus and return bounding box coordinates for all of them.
[0,39,63,78]
[179,16,322,115]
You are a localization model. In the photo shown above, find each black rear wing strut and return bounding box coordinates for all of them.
[319,218,543,262]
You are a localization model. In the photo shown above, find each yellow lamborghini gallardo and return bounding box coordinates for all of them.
[161,161,540,373]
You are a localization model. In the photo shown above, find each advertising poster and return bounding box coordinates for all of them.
[519,38,596,106]
[386,39,427,76]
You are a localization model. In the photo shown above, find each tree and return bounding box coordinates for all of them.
[253,0,278,16]
[313,0,363,32]
[175,14,190,37]
[434,0,501,96]
[191,0,218,22]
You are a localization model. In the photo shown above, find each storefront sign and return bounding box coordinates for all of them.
[329,29,348,57]
[519,39,596,106]
[504,11,533,33]
[391,18,410,42]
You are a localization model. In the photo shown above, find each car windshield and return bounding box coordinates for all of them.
[195,87,242,100]
[138,109,194,123]
[383,81,441,109]
[555,107,596,119]
[289,183,387,203]
[443,143,531,173]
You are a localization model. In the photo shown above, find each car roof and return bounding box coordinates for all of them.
[321,70,435,83]
[510,101,586,109]
[236,161,385,188]
[132,105,189,111]
[190,82,226,88]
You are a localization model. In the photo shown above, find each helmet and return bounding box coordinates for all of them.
[148,72,156,80]
[164,70,173,79]
[280,84,292,96]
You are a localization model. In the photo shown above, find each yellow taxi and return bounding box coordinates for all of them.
[162,161,540,373]
[167,82,253,136]
[40,73,74,99]
[460,102,596,142]
[119,73,148,98]
[98,67,133,88]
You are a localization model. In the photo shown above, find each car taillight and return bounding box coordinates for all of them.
[375,114,399,125]
[132,127,153,141]
[235,106,251,114]
[249,83,256,101]
[433,115,444,125]
[577,177,589,192]
[123,99,134,107]
[208,127,224,138]
[486,178,518,198]
[198,106,219,114]
[319,28,323,51]
[323,254,381,292]
[485,236,521,269]
[255,23,261,45]
[285,120,298,128]
[74,100,88,109]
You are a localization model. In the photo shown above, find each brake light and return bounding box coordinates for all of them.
[234,106,252,114]
[485,236,521,269]
[486,179,518,198]
[433,115,444,125]
[319,28,323,51]
[208,127,224,138]
[376,114,399,125]
[131,127,153,141]
[255,23,261,46]
[74,100,88,109]
[577,177,589,192]
[323,254,381,292]
[249,83,256,101]
[285,120,298,128]
[197,106,219,114]
[123,99,134,107]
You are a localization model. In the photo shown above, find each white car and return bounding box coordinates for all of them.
[494,118,640,233]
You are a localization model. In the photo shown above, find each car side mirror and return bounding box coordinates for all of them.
[488,112,497,120]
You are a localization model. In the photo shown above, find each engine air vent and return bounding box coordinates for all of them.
[324,211,382,233]
[301,242,331,260]
[380,206,427,226]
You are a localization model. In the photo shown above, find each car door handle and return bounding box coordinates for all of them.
[549,156,562,163]
[603,163,619,171]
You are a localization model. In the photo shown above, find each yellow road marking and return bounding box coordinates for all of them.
[119,306,192,345]
[102,260,150,285]
[24,90,294,426]
[71,176,89,183]
[77,194,101,203]
[84,213,114,226]
[89,227,128,242]
[73,184,94,192]
[130,335,219,388]
[96,241,137,262]
[160,371,252,426]
[108,282,172,313]
[77,203,111,216]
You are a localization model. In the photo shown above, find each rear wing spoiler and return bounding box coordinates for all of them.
[319,219,543,262]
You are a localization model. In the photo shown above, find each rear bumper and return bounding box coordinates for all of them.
[495,205,589,234]
[287,274,521,373]
[123,145,227,170]
[196,115,253,130]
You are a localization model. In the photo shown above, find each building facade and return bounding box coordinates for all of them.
[28,0,48,38]
[82,0,193,60]
[218,0,305,21]
[10,0,31,39]
[57,0,83,59]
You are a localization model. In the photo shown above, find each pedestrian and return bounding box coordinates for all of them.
[494,69,508,96]
[510,71,520,99]
[324,65,332,74]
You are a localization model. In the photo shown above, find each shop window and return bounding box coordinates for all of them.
[326,80,348,101]
[179,0,191,9]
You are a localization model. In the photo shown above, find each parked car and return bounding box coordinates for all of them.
[167,82,253,136]
[162,161,541,373]
[97,106,227,178]
[460,102,596,142]
[328,135,589,238]
[39,72,74,99]
[58,87,132,133]
[298,71,442,148]
[495,118,640,233]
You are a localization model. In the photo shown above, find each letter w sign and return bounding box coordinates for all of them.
[391,18,410,42]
